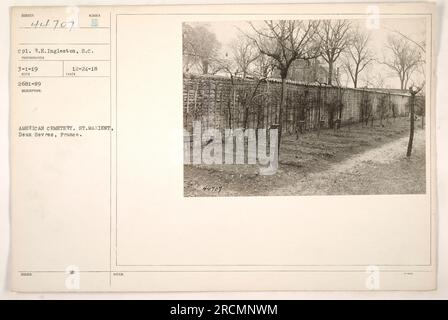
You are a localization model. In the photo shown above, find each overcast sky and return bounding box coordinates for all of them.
[189,17,427,89]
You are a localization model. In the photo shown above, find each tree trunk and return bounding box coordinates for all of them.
[380,106,383,126]
[328,106,334,129]
[227,81,234,129]
[243,80,263,131]
[328,62,333,86]
[353,65,359,88]
[243,103,249,130]
[317,85,322,137]
[202,60,209,74]
[278,76,287,153]
[407,94,415,157]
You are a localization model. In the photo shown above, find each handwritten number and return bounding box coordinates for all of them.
[30,19,75,31]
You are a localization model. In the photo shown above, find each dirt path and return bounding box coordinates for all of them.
[270,130,426,195]
[323,129,424,173]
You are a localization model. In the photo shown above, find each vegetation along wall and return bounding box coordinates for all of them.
[183,73,413,134]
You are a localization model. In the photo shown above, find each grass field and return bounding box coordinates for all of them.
[184,117,426,196]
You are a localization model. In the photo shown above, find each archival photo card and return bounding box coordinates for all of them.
[183,18,428,197]
[9,2,437,292]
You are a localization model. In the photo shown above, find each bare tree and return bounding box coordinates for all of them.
[377,95,389,127]
[362,72,388,89]
[384,27,426,54]
[383,35,422,90]
[318,20,352,86]
[218,53,240,129]
[182,23,221,74]
[245,20,321,149]
[229,35,259,79]
[219,40,272,130]
[342,27,374,88]
[407,85,423,157]
[360,89,373,126]
[253,53,275,79]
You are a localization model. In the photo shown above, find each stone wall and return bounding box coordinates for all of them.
[183,73,411,133]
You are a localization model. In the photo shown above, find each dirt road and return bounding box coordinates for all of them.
[270,130,426,195]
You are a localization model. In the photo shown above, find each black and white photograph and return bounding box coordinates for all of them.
[183,17,428,197]
[3,1,444,297]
